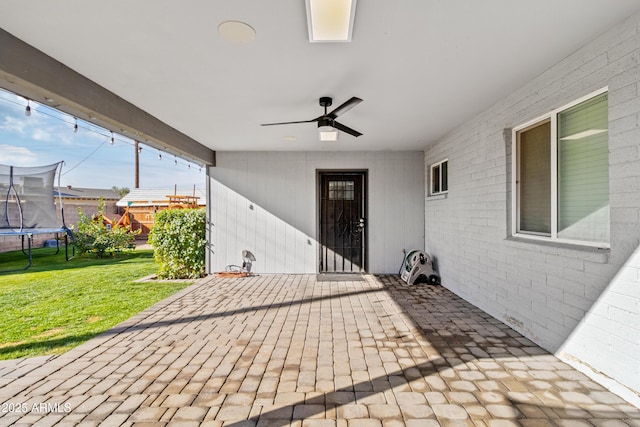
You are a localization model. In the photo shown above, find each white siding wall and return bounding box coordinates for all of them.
[208,151,424,274]
[424,12,640,403]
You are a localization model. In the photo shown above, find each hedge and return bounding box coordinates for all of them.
[148,208,206,279]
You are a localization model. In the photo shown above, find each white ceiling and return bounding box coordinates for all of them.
[1,1,639,152]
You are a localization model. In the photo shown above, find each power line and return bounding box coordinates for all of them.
[62,137,109,176]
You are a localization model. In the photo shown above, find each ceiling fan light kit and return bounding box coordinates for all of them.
[319,129,338,141]
[318,123,339,142]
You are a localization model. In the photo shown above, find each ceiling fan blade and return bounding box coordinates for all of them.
[333,120,362,137]
[328,97,363,119]
[261,118,318,126]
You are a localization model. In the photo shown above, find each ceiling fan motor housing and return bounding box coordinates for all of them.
[318,117,333,128]
[319,97,333,108]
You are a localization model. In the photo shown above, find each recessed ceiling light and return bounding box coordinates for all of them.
[218,21,256,44]
[283,136,297,142]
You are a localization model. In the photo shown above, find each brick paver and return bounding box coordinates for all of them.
[1,274,639,426]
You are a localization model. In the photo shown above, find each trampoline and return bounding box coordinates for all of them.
[0,162,74,272]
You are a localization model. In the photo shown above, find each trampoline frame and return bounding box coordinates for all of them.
[0,162,74,273]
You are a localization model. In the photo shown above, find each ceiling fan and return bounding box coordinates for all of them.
[261,96,363,138]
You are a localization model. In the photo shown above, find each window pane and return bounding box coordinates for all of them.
[557,93,609,243]
[329,180,355,200]
[441,161,448,192]
[518,121,551,234]
[432,165,440,193]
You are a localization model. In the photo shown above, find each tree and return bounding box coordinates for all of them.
[112,186,130,198]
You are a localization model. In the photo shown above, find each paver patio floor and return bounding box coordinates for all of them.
[0,274,638,426]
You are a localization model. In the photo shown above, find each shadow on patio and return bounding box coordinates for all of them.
[0,274,638,426]
[216,275,639,426]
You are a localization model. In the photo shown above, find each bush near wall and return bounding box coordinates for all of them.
[148,208,206,279]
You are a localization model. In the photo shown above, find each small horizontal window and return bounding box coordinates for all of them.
[430,159,448,196]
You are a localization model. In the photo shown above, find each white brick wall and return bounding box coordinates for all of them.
[424,12,640,403]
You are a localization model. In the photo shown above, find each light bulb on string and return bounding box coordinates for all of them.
[158,152,162,160]
[174,156,178,166]
[25,100,31,117]
[73,118,78,133]
[138,146,142,154]
[110,131,114,145]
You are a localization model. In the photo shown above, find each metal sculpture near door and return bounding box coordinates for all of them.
[319,172,366,273]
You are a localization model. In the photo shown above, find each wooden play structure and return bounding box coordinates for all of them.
[167,194,200,209]
[115,186,205,238]
[100,206,132,230]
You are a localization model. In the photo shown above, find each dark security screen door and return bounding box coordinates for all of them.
[319,172,366,273]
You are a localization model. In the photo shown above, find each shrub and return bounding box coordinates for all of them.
[148,208,206,279]
[73,199,139,257]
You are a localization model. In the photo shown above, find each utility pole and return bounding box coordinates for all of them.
[134,140,140,189]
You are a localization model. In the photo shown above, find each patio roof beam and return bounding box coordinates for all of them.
[0,28,215,166]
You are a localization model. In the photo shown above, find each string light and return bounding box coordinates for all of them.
[0,89,203,175]
[137,146,142,154]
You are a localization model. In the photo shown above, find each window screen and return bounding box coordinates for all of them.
[441,161,448,192]
[432,164,441,194]
[518,120,551,234]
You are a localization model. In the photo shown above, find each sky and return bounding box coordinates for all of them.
[0,89,205,192]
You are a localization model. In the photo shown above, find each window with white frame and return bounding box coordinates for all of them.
[430,159,448,195]
[513,89,609,247]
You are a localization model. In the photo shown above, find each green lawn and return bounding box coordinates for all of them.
[0,247,191,360]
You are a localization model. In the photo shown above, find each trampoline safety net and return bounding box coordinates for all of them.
[0,162,64,232]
